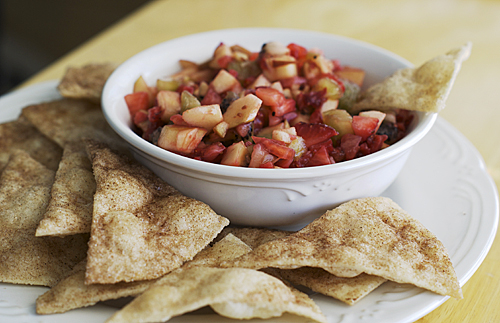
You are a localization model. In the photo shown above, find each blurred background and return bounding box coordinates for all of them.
[0,0,151,95]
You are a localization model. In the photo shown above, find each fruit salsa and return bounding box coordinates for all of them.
[124,42,414,168]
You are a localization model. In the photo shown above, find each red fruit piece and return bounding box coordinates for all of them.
[340,133,362,160]
[125,92,149,118]
[200,88,222,105]
[295,122,338,147]
[252,136,295,160]
[306,145,333,167]
[255,87,296,117]
[352,115,379,142]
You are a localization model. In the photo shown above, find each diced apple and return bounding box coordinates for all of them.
[272,129,292,144]
[335,66,366,87]
[359,110,386,131]
[182,104,223,130]
[262,42,290,56]
[157,125,207,154]
[248,74,271,89]
[221,141,249,166]
[133,76,157,106]
[213,120,229,138]
[223,94,262,128]
[209,43,233,69]
[320,99,339,115]
[157,90,181,122]
[210,69,241,94]
[262,55,298,82]
[309,54,334,74]
[270,81,284,93]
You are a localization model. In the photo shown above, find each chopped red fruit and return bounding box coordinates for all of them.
[352,115,379,142]
[200,88,222,105]
[125,92,149,118]
[340,133,362,160]
[252,136,295,160]
[295,122,338,147]
[306,145,333,167]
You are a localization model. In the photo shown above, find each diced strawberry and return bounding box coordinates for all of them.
[255,87,284,107]
[366,134,388,153]
[133,109,148,126]
[274,157,293,168]
[296,89,327,114]
[249,143,276,168]
[252,136,294,160]
[195,142,226,163]
[169,114,190,126]
[287,43,308,59]
[235,123,252,138]
[279,76,307,89]
[309,108,323,124]
[295,122,338,147]
[125,92,149,118]
[352,115,379,142]
[340,133,362,160]
[259,161,274,168]
[176,84,194,94]
[148,106,163,124]
[217,55,233,69]
[200,87,222,105]
[255,87,297,117]
[306,145,333,167]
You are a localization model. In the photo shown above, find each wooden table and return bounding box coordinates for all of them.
[20,0,500,321]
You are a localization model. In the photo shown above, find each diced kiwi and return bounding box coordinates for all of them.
[181,90,201,112]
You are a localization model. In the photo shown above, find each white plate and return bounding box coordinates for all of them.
[0,81,498,323]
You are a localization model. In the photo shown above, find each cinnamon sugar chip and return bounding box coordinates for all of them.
[223,197,462,299]
[84,139,229,284]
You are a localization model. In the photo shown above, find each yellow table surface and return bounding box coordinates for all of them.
[19,0,500,321]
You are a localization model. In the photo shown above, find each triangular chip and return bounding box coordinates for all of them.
[20,98,127,152]
[270,267,386,305]
[57,62,117,103]
[105,267,327,323]
[0,150,88,287]
[0,117,62,173]
[223,197,462,299]
[21,99,129,236]
[351,42,471,113]
[219,226,386,305]
[36,233,251,314]
[36,141,96,236]
[84,139,229,284]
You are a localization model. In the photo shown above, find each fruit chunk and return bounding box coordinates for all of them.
[157,90,181,122]
[223,94,262,128]
[133,76,157,106]
[157,125,207,154]
[221,141,249,166]
[352,116,379,142]
[125,92,149,118]
[210,69,241,94]
[322,109,354,141]
[262,55,298,82]
[335,66,366,87]
[182,104,223,131]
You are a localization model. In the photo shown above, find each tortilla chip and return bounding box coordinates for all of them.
[0,118,62,173]
[351,42,471,113]
[223,197,462,299]
[214,226,293,249]
[20,98,127,153]
[84,139,229,284]
[0,150,88,287]
[36,234,250,314]
[105,267,327,323]
[36,141,96,237]
[57,63,117,103]
[221,227,386,305]
[271,268,386,305]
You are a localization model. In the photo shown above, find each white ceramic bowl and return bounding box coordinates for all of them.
[102,28,437,228]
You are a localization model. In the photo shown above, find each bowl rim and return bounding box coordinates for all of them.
[102,27,437,180]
